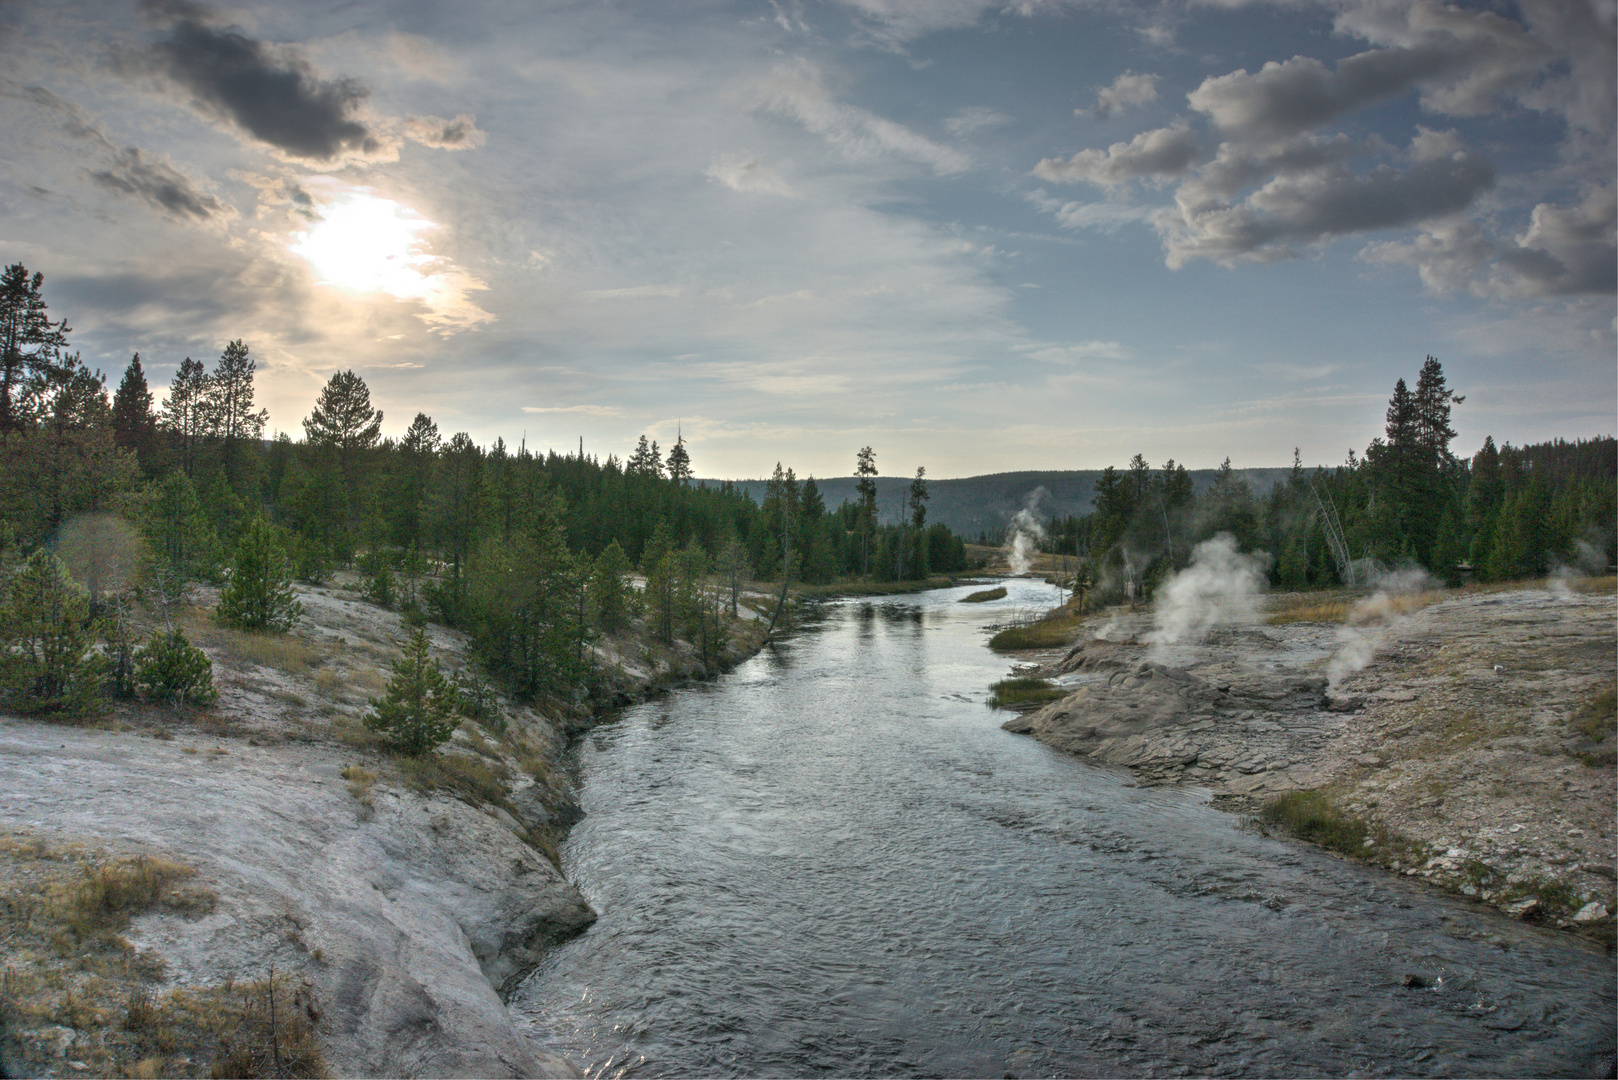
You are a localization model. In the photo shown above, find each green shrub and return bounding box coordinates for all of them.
[216,517,302,632]
[133,628,217,705]
[0,549,106,716]
[960,585,1008,603]
[454,667,505,732]
[987,676,1067,709]
[365,628,460,754]
[358,550,395,607]
[1259,790,1368,856]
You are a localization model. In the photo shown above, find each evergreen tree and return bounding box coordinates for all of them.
[160,357,211,478]
[207,339,268,489]
[111,353,161,473]
[365,628,460,754]
[591,539,632,630]
[216,516,302,632]
[0,262,71,433]
[304,369,383,538]
[667,432,692,485]
[0,549,104,715]
[133,628,217,705]
[855,446,877,576]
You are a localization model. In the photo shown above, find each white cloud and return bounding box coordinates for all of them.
[705,153,796,196]
[1032,122,1200,187]
[522,404,625,415]
[580,285,685,300]
[762,59,973,174]
[1085,71,1158,118]
[943,105,1011,137]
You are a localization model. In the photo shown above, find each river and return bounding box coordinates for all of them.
[512,578,1615,1078]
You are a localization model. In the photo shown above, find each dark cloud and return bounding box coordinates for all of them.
[89,145,228,220]
[1157,145,1496,267]
[404,113,486,150]
[140,10,381,160]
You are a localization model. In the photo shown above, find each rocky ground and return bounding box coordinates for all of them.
[0,574,773,1078]
[999,581,1617,940]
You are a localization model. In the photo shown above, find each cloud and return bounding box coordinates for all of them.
[581,285,685,300]
[1363,184,1617,299]
[12,83,231,222]
[943,105,1011,137]
[1085,71,1157,119]
[1025,189,1153,232]
[829,0,1076,45]
[90,146,231,221]
[1032,122,1200,187]
[521,404,625,416]
[1155,135,1496,267]
[403,114,486,150]
[134,7,388,162]
[1025,340,1129,363]
[762,59,972,174]
[1187,6,1552,145]
[705,153,796,196]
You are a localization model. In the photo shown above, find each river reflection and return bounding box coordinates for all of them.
[513,579,1615,1078]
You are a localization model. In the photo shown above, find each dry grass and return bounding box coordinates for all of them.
[1269,576,1617,626]
[340,765,377,808]
[393,750,511,810]
[229,632,323,676]
[988,612,1086,651]
[0,838,323,1078]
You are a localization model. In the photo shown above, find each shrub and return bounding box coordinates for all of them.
[358,550,395,607]
[960,585,1008,603]
[454,666,505,732]
[987,676,1067,709]
[364,628,461,754]
[0,549,106,715]
[988,612,1084,651]
[1259,790,1368,856]
[216,517,302,632]
[133,628,217,705]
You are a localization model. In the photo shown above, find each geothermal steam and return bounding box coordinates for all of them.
[1146,533,1269,649]
[1004,488,1048,575]
[1326,568,1434,691]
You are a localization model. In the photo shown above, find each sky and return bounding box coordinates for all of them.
[1,0,1612,479]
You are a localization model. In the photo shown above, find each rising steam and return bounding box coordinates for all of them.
[1146,533,1269,650]
[1326,567,1435,691]
[1004,487,1048,575]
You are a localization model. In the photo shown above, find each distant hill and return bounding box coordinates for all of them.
[700,468,1297,540]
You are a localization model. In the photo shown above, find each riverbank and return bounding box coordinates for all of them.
[0,574,773,1078]
[996,581,1617,941]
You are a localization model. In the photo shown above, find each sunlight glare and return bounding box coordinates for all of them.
[290,190,441,301]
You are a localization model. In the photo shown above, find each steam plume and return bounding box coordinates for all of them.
[1326,567,1435,691]
[1004,487,1048,575]
[1146,533,1268,650]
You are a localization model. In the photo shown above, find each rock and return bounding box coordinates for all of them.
[1401,973,1431,988]
[1573,902,1609,922]
[1503,897,1541,920]
[1585,863,1617,880]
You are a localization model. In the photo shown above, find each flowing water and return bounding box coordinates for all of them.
[513,579,1615,1078]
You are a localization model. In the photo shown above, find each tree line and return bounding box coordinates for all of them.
[0,262,967,715]
[1043,357,1616,601]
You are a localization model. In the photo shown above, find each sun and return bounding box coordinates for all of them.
[289,189,440,301]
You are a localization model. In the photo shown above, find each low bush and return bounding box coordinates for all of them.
[960,586,1008,603]
[987,676,1067,709]
[988,613,1084,651]
[133,628,217,705]
[1258,790,1368,856]
[364,628,461,755]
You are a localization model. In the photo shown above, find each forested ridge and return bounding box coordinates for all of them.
[1043,357,1616,602]
[0,262,964,715]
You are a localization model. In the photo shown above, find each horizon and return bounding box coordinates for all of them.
[2,1,1612,479]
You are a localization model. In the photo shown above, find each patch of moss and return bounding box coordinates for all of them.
[960,586,1008,603]
[987,677,1068,709]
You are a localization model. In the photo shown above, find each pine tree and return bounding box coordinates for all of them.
[216,516,302,632]
[365,628,460,754]
[111,353,160,472]
[855,446,877,576]
[160,357,211,477]
[208,339,268,488]
[304,370,383,537]
[591,539,632,630]
[0,549,105,715]
[0,262,71,433]
[667,432,692,485]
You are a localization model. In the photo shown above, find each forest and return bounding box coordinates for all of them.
[0,262,965,716]
[1041,356,1617,603]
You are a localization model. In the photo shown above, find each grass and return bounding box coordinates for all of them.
[0,838,324,1077]
[797,576,956,598]
[341,765,377,808]
[960,586,1008,603]
[393,749,512,810]
[988,611,1086,651]
[229,632,322,675]
[1259,790,1369,855]
[1568,687,1617,767]
[1267,575,1618,626]
[986,677,1067,709]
